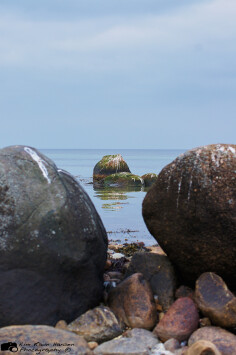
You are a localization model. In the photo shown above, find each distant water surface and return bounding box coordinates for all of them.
[41,149,185,245]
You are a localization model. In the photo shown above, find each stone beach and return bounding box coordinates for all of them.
[0,145,236,354]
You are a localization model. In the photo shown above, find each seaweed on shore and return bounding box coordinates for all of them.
[114,242,148,257]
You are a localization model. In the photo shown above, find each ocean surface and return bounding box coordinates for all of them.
[41,149,185,246]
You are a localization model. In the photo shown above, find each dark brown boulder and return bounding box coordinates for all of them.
[0,145,107,326]
[195,272,236,328]
[93,154,131,181]
[108,273,157,330]
[0,325,92,355]
[125,252,176,311]
[153,297,199,342]
[188,326,236,355]
[143,144,236,289]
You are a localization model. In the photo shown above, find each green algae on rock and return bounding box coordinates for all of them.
[141,173,158,187]
[93,154,131,181]
[103,172,144,187]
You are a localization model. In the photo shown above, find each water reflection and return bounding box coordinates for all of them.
[93,184,148,211]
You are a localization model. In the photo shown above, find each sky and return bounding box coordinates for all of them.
[0,0,235,149]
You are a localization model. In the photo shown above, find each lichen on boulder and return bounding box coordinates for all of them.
[93,154,131,181]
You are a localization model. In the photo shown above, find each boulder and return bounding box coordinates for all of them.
[67,306,123,343]
[195,272,236,328]
[93,154,131,181]
[186,340,221,355]
[0,325,92,355]
[108,273,157,330]
[143,144,236,289]
[0,145,107,326]
[153,297,199,342]
[94,328,159,355]
[125,252,176,311]
[141,173,158,187]
[188,326,236,355]
[103,172,144,187]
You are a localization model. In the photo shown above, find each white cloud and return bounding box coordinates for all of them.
[0,0,235,72]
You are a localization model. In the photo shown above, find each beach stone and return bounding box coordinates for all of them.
[199,317,212,327]
[141,173,158,187]
[188,326,236,355]
[94,328,159,355]
[105,259,112,269]
[93,154,131,181]
[164,338,181,352]
[0,145,107,326]
[126,252,176,311]
[88,342,98,350]
[0,325,92,355]
[142,144,236,289]
[108,273,157,329]
[186,340,221,355]
[153,297,199,342]
[150,343,175,354]
[55,320,67,330]
[67,305,123,343]
[175,285,195,300]
[195,272,236,328]
[103,172,144,187]
[175,347,189,355]
[107,271,124,280]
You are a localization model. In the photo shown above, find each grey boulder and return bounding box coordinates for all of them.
[0,145,107,326]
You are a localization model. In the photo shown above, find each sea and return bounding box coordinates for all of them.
[40,149,185,246]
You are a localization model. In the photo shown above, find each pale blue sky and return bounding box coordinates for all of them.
[0,0,235,149]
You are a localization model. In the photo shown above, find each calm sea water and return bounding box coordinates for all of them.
[41,149,185,246]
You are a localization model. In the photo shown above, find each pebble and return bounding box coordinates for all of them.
[150,343,174,355]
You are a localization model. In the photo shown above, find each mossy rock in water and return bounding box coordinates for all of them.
[141,173,158,187]
[93,154,131,181]
[103,172,144,187]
